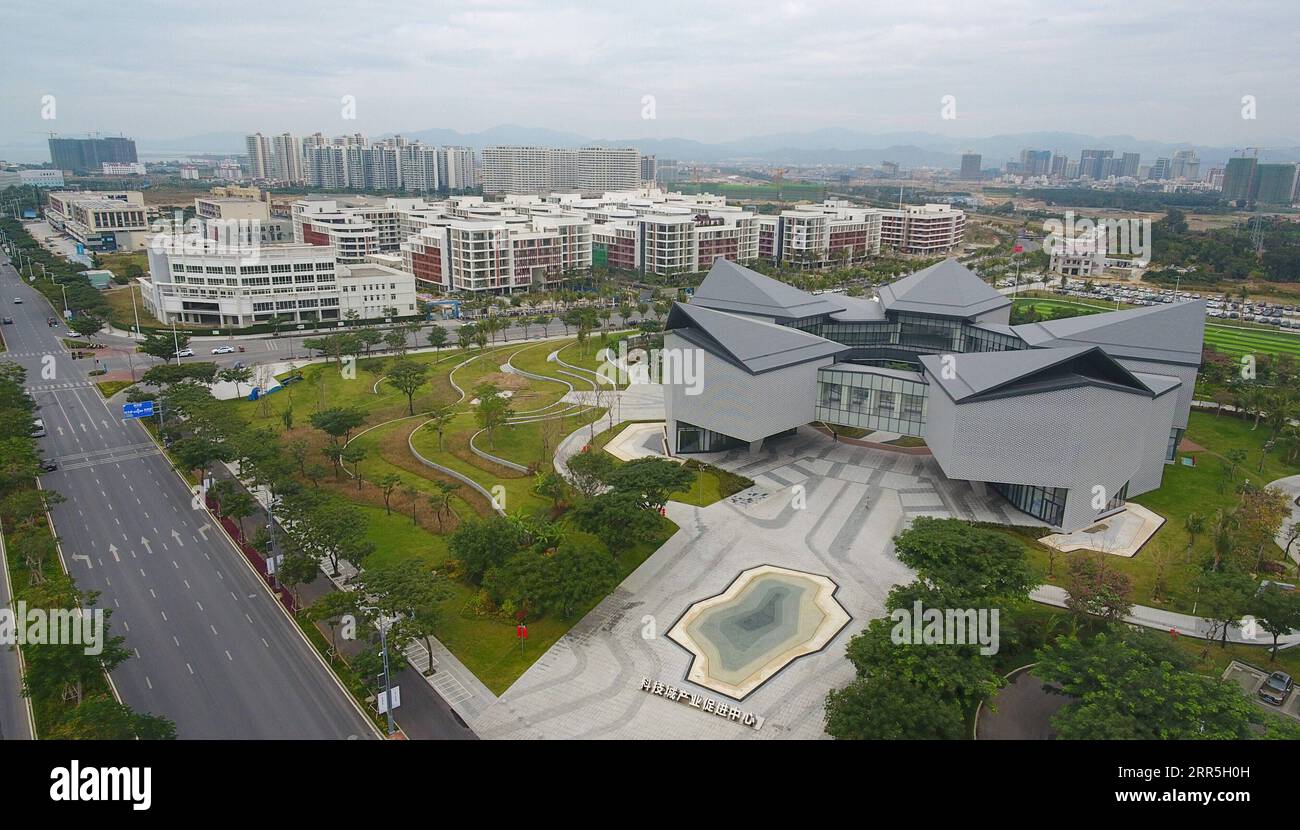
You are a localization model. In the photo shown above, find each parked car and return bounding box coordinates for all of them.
[280,374,304,386]
[30,418,46,438]
[211,345,236,355]
[174,347,194,358]
[1259,671,1293,706]
[39,458,57,472]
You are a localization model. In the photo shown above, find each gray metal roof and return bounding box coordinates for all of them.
[825,293,888,322]
[666,302,848,374]
[690,259,843,320]
[876,258,1011,319]
[919,345,1156,402]
[1012,300,1205,365]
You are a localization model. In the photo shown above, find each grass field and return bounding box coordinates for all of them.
[103,284,163,331]
[1015,409,1300,613]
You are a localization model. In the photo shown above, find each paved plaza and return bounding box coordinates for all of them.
[473,424,1044,740]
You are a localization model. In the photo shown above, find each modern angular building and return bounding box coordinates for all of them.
[663,258,1204,532]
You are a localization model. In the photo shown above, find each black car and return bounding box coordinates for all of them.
[1259,671,1293,706]
[1,317,11,324]
[280,374,304,386]
[39,458,57,472]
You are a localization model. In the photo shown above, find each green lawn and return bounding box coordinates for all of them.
[355,481,677,695]
[220,337,687,695]
[1018,409,1300,612]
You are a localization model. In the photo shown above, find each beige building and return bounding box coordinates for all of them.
[45,190,150,251]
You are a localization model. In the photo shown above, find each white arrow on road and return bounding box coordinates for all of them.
[140,536,153,554]
[197,522,211,540]
[171,528,185,547]
[71,552,92,569]
[108,543,120,563]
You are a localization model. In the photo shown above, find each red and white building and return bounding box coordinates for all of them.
[879,203,966,255]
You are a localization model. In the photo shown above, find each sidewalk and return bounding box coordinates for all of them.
[209,461,481,739]
[1031,584,1300,648]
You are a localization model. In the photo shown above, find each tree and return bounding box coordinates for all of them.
[44,696,176,740]
[171,435,228,483]
[496,535,617,618]
[428,481,460,531]
[357,558,452,675]
[218,365,254,398]
[21,580,131,707]
[1034,629,1260,739]
[305,590,362,658]
[356,327,384,357]
[892,517,1038,605]
[604,457,694,511]
[139,332,190,364]
[565,448,615,498]
[1183,511,1206,563]
[426,326,448,351]
[474,383,512,448]
[1062,553,1133,622]
[824,676,965,740]
[571,491,661,553]
[217,490,256,540]
[310,407,365,476]
[1232,486,1290,571]
[276,549,320,609]
[383,328,408,356]
[386,360,430,415]
[1252,583,1300,660]
[1194,567,1256,650]
[341,444,367,490]
[448,516,524,583]
[68,314,105,338]
[374,473,402,515]
[425,407,454,452]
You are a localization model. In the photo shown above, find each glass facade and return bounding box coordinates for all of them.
[815,367,929,437]
[675,420,745,454]
[794,311,1025,367]
[1166,427,1184,462]
[992,482,1068,527]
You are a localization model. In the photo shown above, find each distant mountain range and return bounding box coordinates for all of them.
[7,125,1300,169]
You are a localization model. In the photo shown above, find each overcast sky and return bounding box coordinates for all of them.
[2,0,1297,153]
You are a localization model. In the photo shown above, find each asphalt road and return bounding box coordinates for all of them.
[0,254,378,739]
[0,522,34,740]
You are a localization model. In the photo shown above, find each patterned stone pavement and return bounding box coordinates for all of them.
[472,426,1043,740]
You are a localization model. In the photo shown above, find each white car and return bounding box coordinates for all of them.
[211,345,236,355]
[174,347,194,358]
[11,297,21,304]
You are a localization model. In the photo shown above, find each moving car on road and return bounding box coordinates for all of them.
[175,347,195,358]
[2,317,11,325]
[30,419,46,438]
[211,345,236,354]
[39,459,57,472]
[11,297,21,304]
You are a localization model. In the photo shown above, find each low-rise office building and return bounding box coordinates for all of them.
[45,190,150,251]
[663,258,1202,532]
[142,236,417,326]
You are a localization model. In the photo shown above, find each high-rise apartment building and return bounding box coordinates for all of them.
[1171,150,1200,181]
[1254,163,1297,205]
[1222,157,1258,203]
[245,133,273,179]
[271,133,305,184]
[481,146,641,195]
[1078,149,1114,179]
[48,136,138,174]
[1118,152,1141,178]
[1019,150,1052,176]
[958,153,982,180]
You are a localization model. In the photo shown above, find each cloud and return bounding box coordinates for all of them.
[0,0,1296,149]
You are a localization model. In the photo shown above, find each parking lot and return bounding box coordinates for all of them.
[1222,660,1300,723]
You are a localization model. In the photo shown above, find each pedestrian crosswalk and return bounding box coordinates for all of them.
[53,441,161,471]
[27,381,95,391]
